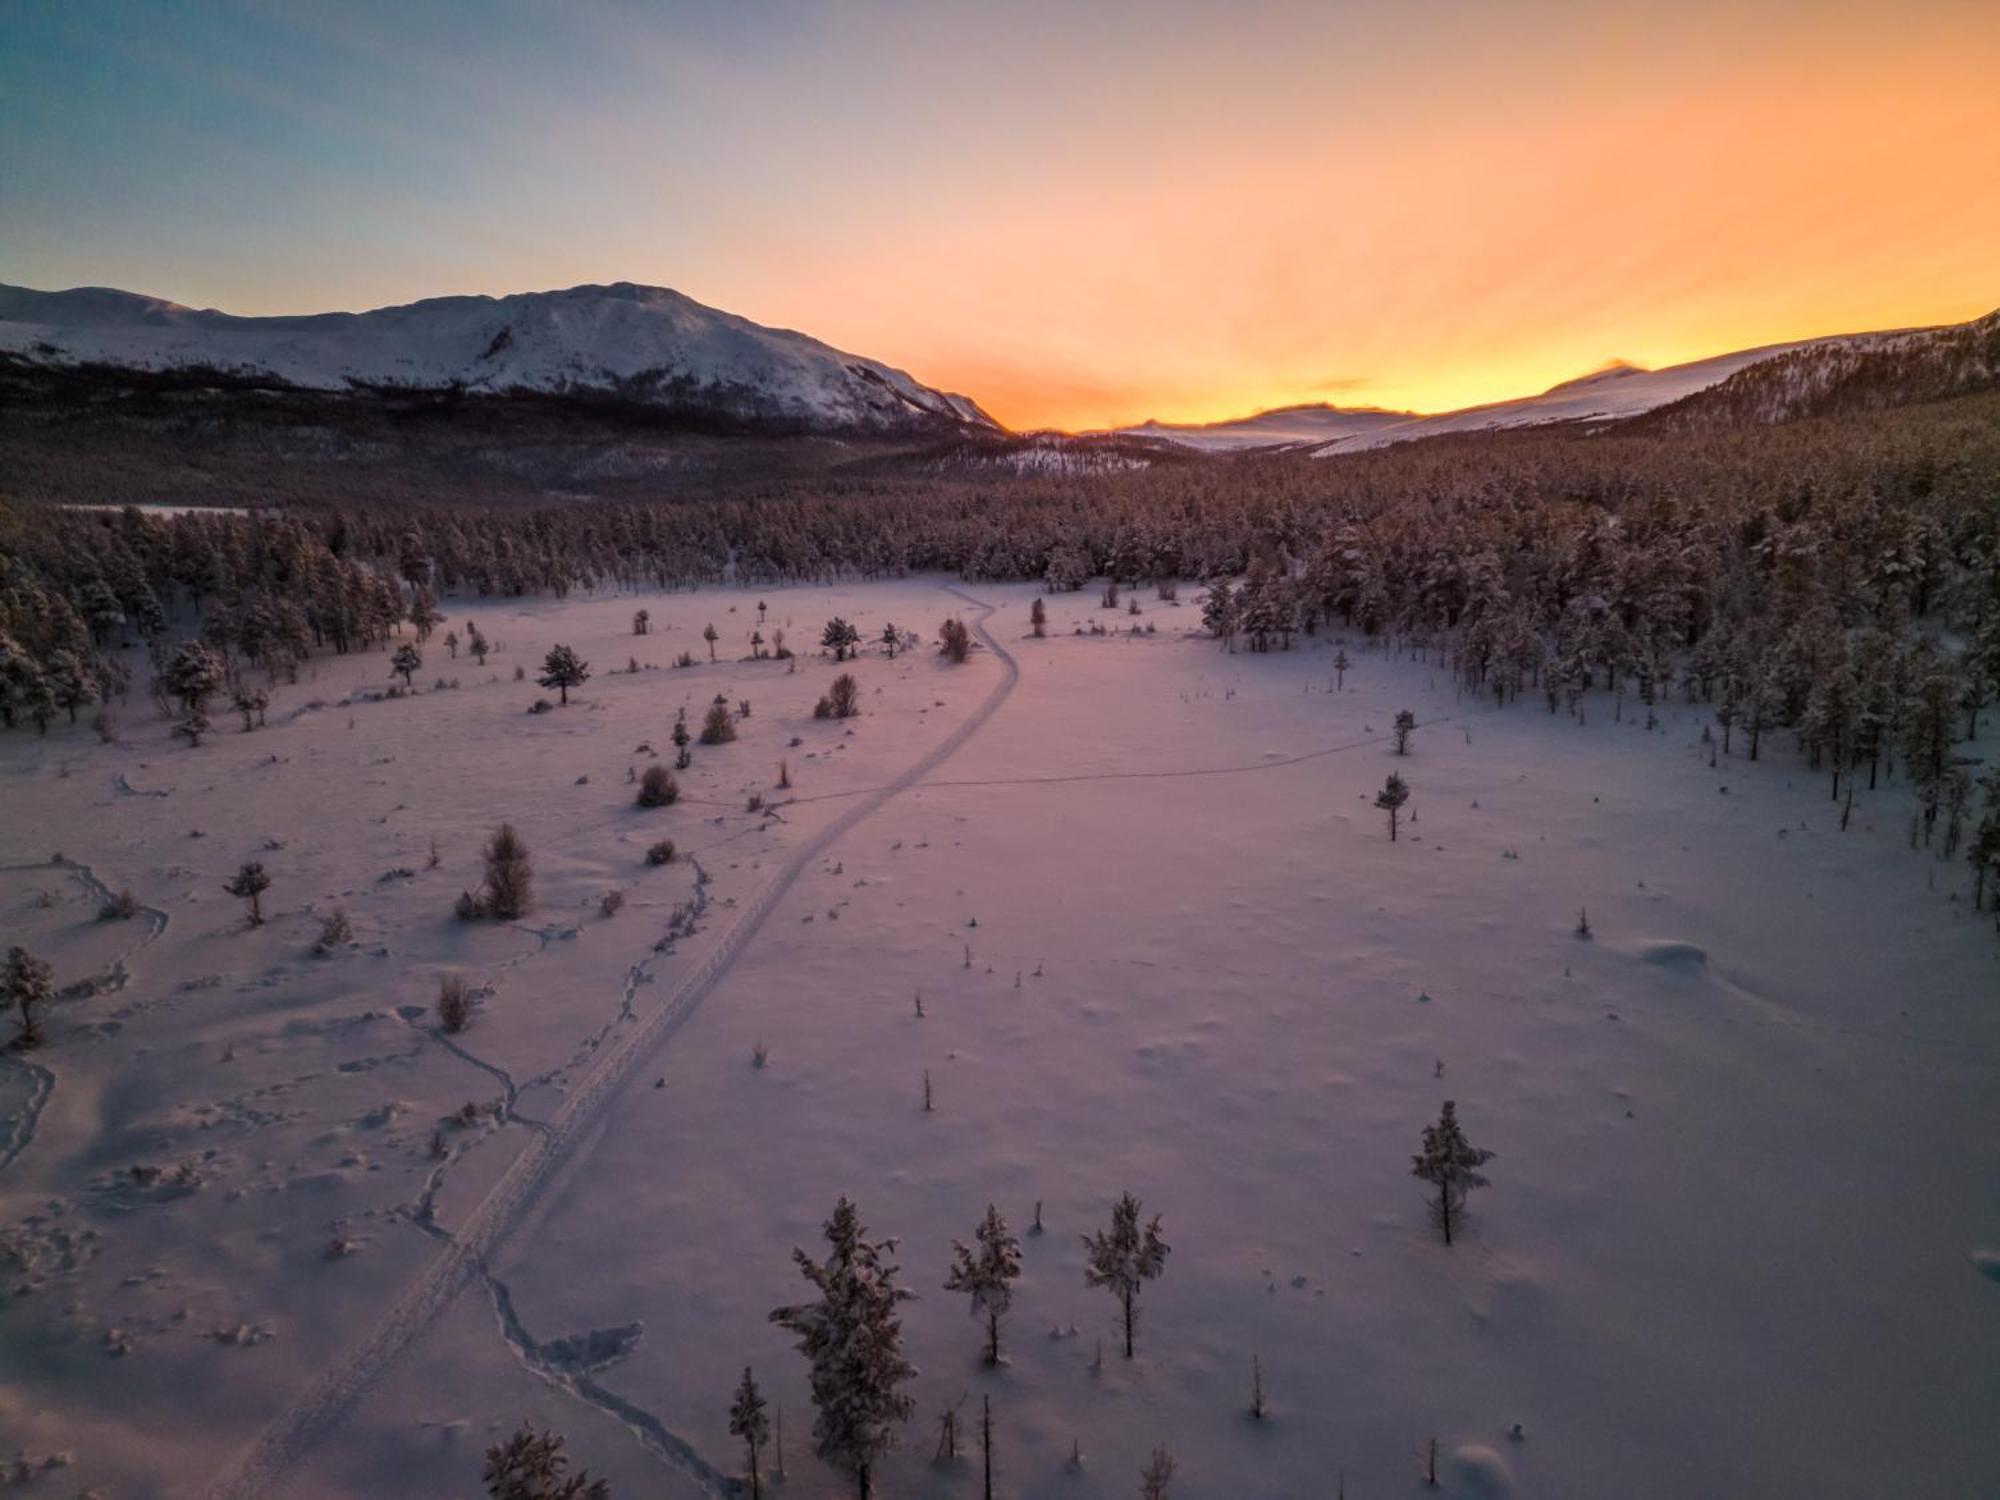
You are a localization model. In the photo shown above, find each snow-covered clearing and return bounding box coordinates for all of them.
[2,579,1994,1500]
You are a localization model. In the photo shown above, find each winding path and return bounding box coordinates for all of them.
[203,586,1018,1500]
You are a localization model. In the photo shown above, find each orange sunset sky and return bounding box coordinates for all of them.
[4,1,1997,430]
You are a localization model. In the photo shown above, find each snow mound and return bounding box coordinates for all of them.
[1447,1442,1515,1497]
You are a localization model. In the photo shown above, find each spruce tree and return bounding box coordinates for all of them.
[944,1203,1024,1365]
[729,1366,771,1500]
[3,945,54,1051]
[1411,1099,1494,1246]
[1082,1192,1169,1358]
[769,1197,917,1500]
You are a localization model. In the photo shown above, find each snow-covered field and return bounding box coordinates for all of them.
[2,579,1995,1500]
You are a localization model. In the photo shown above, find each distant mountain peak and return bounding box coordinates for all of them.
[0,279,999,436]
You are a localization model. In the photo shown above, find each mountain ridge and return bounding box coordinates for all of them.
[1116,312,1997,454]
[0,280,998,437]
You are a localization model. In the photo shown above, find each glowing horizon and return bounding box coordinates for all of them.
[4,2,1997,433]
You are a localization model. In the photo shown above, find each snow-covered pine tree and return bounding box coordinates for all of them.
[1082,1192,1169,1358]
[1200,579,1238,651]
[769,1197,917,1500]
[481,1421,608,1500]
[159,640,225,715]
[1411,1099,1494,1246]
[729,1366,771,1500]
[944,1203,1023,1364]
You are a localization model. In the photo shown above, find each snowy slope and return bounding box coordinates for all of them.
[1,580,1994,1500]
[1120,318,1987,455]
[0,282,998,435]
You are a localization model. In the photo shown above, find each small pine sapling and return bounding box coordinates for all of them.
[1393,708,1417,754]
[637,764,679,807]
[1140,1445,1175,1500]
[729,1366,771,1500]
[700,699,737,744]
[3,945,55,1051]
[1376,772,1410,840]
[390,643,422,689]
[225,861,271,925]
[1411,1099,1495,1246]
[314,908,353,955]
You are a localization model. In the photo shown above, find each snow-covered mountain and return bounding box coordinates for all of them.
[0,281,998,436]
[1119,404,1414,453]
[1645,309,2000,429]
[1119,313,1997,455]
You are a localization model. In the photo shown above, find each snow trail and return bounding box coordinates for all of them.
[202,586,1017,1500]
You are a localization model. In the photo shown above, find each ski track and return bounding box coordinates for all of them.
[202,586,1018,1500]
